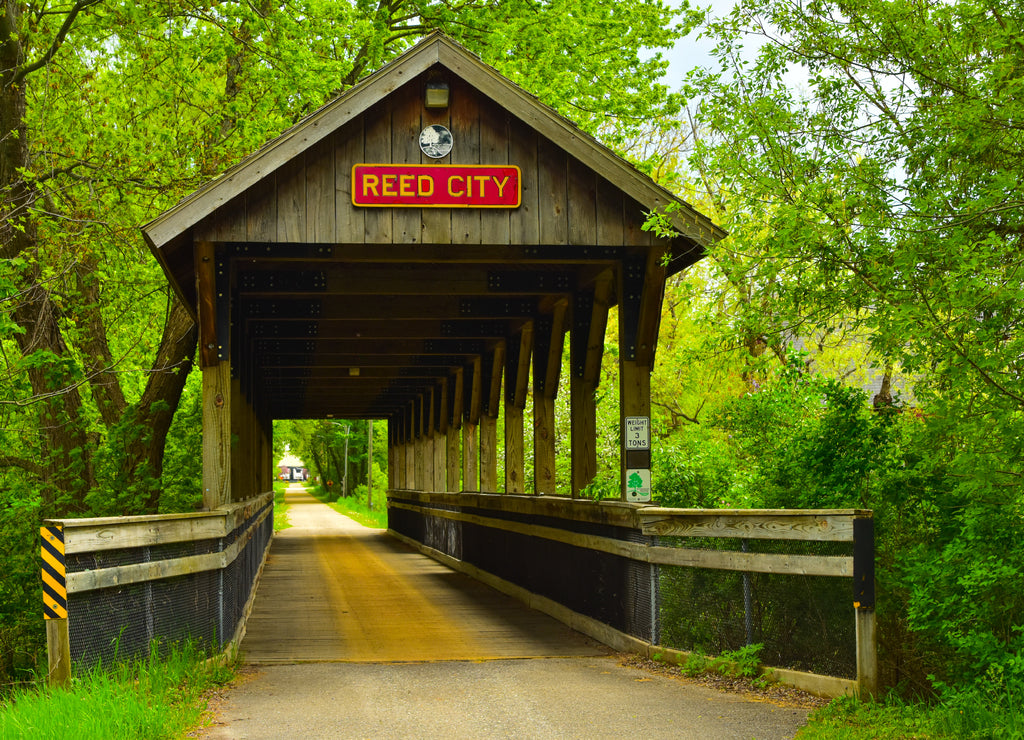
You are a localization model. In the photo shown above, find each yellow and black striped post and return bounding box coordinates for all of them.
[41,525,67,619]
[41,525,71,685]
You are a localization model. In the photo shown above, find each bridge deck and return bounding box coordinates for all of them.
[241,488,607,663]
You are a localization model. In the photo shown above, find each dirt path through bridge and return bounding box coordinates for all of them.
[201,486,811,738]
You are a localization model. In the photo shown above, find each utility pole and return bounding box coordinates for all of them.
[367,420,374,510]
[342,424,351,497]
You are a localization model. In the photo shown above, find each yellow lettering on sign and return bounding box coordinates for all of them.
[492,176,510,198]
[399,174,415,197]
[447,175,465,197]
[418,175,434,197]
[474,175,489,197]
[362,174,380,197]
[382,174,398,197]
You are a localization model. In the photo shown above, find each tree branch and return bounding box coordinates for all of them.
[13,0,103,86]
[0,455,46,479]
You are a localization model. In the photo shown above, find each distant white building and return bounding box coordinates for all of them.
[277,453,308,481]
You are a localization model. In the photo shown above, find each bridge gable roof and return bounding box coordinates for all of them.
[141,33,724,420]
[143,32,722,313]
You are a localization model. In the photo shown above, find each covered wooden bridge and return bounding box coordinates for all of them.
[143,32,722,509]
[43,35,875,700]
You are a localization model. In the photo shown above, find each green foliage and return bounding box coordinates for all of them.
[0,483,45,687]
[716,351,900,510]
[710,643,763,678]
[680,651,709,677]
[670,645,763,680]
[651,425,736,507]
[156,371,204,514]
[800,690,1024,740]
[668,0,1024,705]
[329,490,388,530]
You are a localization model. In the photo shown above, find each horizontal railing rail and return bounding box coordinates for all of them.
[388,491,876,698]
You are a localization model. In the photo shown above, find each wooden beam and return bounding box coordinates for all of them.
[202,361,232,509]
[433,420,446,494]
[229,242,623,266]
[533,303,566,495]
[236,265,575,297]
[570,274,611,497]
[462,357,482,491]
[504,325,533,494]
[479,414,498,492]
[195,241,219,368]
[230,379,245,502]
[447,370,463,491]
[420,393,433,491]
[480,345,503,493]
[409,399,421,491]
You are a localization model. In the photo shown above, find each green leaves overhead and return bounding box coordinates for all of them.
[686,0,1024,416]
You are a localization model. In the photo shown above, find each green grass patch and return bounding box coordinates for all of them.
[273,481,291,531]
[0,641,235,740]
[798,686,1024,739]
[309,484,387,529]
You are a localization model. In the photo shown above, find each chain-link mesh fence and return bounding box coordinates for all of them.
[657,537,856,678]
[63,496,272,668]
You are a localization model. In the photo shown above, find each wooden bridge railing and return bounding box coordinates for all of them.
[388,491,876,698]
[42,492,273,683]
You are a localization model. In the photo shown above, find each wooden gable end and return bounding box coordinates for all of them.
[194,71,659,251]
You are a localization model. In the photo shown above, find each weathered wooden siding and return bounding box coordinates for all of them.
[196,69,655,248]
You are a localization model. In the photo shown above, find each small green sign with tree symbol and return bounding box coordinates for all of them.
[625,468,651,502]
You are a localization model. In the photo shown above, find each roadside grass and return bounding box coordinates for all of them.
[798,686,1024,739]
[310,484,387,529]
[0,641,235,740]
[272,480,291,531]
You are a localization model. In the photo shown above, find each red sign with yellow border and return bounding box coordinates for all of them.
[352,164,521,208]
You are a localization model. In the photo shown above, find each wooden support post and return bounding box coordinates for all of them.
[505,325,532,494]
[42,524,70,686]
[617,251,665,501]
[406,402,416,490]
[570,274,611,497]
[433,382,446,492]
[479,345,504,493]
[418,395,431,491]
[854,515,878,698]
[447,371,463,491]
[533,303,566,495]
[197,241,232,510]
[396,412,407,490]
[391,420,400,489]
[479,415,498,492]
[230,378,246,502]
[462,357,481,492]
[46,619,71,687]
[202,362,232,509]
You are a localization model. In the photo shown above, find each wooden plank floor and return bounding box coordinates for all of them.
[240,488,608,664]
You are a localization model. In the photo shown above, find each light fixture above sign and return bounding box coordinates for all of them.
[419,124,453,159]
[425,81,450,109]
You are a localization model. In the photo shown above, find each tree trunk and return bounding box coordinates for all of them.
[3,6,93,513]
[133,298,198,512]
